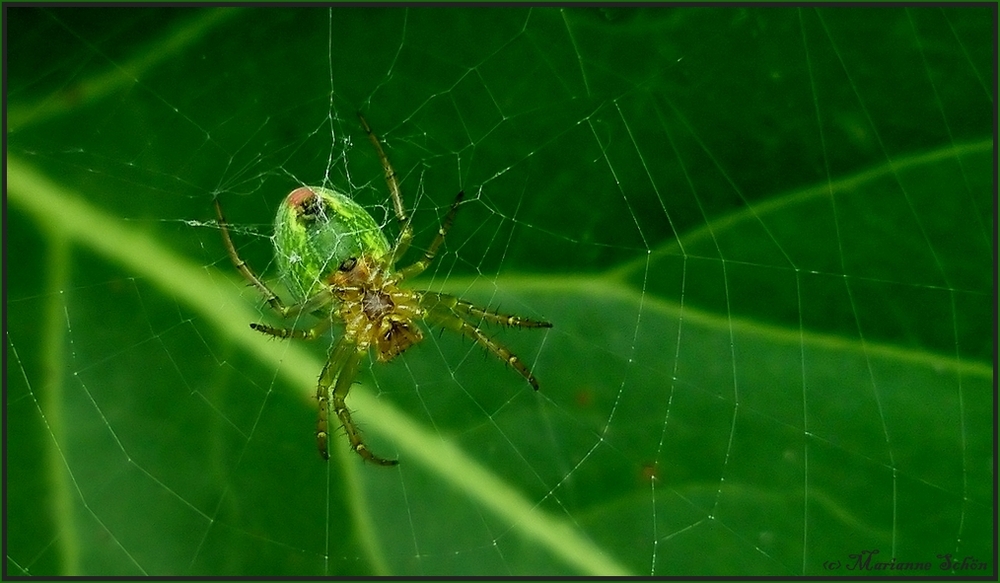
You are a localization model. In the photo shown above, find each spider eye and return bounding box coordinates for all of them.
[339,257,357,272]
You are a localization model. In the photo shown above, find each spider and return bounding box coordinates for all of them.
[214,113,552,466]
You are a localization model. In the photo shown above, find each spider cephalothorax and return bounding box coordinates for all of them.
[214,114,551,466]
[328,253,425,361]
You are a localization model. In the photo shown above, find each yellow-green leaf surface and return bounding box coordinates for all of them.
[6,7,993,576]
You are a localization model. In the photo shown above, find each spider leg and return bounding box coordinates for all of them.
[317,336,398,466]
[250,288,337,337]
[214,197,289,316]
[358,112,413,263]
[251,316,333,341]
[216,196,339,321]
[424,300,546,390]
[396,190,465,280]
[421,292,552,329]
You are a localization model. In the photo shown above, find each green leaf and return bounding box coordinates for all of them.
[7,6,993,576]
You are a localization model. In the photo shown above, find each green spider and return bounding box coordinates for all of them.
[214,113,552,466]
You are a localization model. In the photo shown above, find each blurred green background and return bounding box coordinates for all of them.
[6,6,994,576]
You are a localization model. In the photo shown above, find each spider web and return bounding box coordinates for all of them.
[5,6,995,577]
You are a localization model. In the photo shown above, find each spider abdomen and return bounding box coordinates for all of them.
[274,186,391,302]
